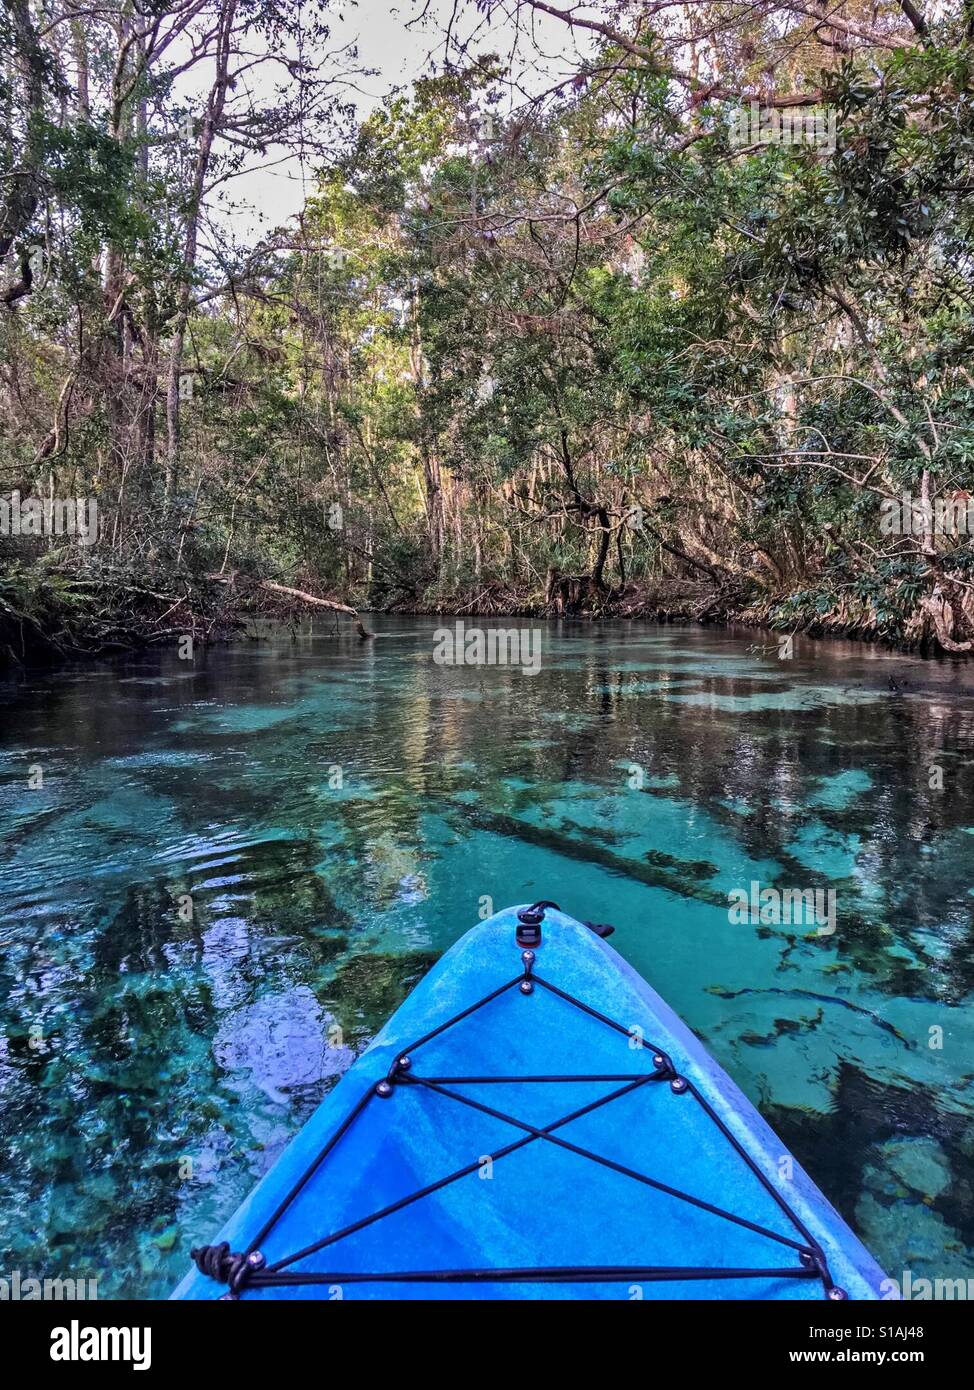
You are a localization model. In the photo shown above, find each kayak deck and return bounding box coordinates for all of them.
[174,906,887,1300]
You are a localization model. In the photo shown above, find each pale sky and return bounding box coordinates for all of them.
[209,0,593,241]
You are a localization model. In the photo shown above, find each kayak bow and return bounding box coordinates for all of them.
[173,903,888,1301]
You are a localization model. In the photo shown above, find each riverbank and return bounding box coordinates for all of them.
[1,555,969,670]
[384,577,970,658]
[0,554,370,669]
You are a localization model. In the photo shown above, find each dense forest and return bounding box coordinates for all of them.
[2,0,974,662]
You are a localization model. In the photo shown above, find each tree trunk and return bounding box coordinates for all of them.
[165,0,238,498]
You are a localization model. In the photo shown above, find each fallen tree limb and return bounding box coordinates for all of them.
[256,579,357,614]
[207,573,374,637]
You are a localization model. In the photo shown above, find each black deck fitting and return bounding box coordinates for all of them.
[516,900,558,947]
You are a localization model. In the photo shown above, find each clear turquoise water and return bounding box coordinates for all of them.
[1,618,973,1297]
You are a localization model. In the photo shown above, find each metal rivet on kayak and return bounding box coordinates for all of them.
[246,1251,265,1271]
[653,1053,665,1069]
[396,1055,412,1072]
[375,1080,394,1097]
[521,950,535,966]
[828,1286,849,1301]
[218,1292,239,1301]
[519,980,534,995]
[670,1076,688,1094]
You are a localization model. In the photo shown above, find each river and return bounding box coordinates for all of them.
[1,617,972,1297]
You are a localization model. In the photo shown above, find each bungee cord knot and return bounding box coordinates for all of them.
[191,1243,265,1298]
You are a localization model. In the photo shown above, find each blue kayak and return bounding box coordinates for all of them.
[173,903,888,1301]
